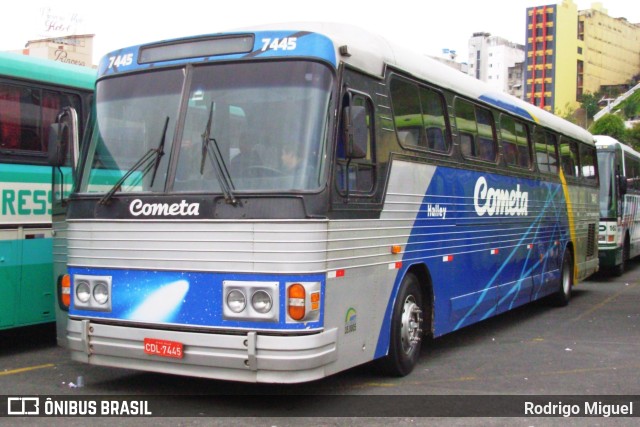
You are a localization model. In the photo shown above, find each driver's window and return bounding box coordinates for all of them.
[336,92,375,194]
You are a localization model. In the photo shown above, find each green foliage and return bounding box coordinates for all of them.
[580,93,600,120]
[589,114,626,141]
[622,95,639,119]
[627,123,640,151]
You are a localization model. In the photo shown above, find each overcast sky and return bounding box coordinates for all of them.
[2,0,638,65]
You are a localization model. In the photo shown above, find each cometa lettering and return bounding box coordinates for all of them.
[473,176,528,217]
[129,199,200,217]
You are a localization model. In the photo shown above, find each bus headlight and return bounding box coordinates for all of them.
[226,290,246,313]
[251,290,272,313]
[93,282,110,305]
[223,281,278,322]
[72,275,112,312]
[76,281,91,303]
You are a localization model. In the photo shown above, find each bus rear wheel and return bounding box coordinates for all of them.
[379,272,424,376]
[550,251,573,307]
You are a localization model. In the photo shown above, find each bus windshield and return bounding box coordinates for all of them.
[597,149,616,219]
[79,61,333,195]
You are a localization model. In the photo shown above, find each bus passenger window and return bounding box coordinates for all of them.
[560,138,579,177]
[460,133,474,157]
[455,98,496,162]
[580,143,597,182]
[499,114,530,168]
[534,129,558,174]
[0,83,81,155]
[390,76,450,153]
[546,133,558,174]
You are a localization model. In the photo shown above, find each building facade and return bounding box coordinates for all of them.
[525,0,640,115]
[467,32,526,99]
[19,34,95,68]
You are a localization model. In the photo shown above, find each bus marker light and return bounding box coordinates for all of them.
[443,255,453,262]
[388,262,402,270]
[288,283,306,321]
[310,291,320,311]
[490,249,499,255]
[527,244,533,250]
[391,245,402,254]
[327,269,345,279]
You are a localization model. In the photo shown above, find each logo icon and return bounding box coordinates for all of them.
[7,397,40,415]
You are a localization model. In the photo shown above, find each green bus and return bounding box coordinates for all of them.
[0,52,94,331]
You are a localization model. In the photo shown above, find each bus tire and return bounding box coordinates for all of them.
[612,236,629,277]
[379,272,424,377]
[550,251,573,307]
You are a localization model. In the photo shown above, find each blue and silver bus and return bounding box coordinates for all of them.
[52,23,599,382]
[0,52,94,332]
[596,135,640,275]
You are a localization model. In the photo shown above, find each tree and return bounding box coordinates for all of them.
[627,123,640,151]
[589,114,626,141]
[622,96,639,120]
[580,93,600,125]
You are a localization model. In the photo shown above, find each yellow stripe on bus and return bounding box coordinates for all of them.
[558,169,579,281]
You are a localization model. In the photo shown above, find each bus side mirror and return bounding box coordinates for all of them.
[343,106,368,159]
[619,175,628,196]
[47,122,69,167]
[47,107,79,168]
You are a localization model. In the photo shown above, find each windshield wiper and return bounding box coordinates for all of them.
[99,116,170,205]
[200,102,238,206]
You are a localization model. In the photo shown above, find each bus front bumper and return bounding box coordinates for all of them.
[598,246,623,269]
[67,318,338,383]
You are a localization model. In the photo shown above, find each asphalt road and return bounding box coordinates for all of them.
[1,260,639,426]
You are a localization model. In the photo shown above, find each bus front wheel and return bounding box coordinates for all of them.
[379,272,424,376]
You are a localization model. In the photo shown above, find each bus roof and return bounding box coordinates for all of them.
[595,135,640,156]
[271,23,595,144]
[0,51,95,90]
[103,21,593,144]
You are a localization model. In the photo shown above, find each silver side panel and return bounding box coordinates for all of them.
[67,160,434,381]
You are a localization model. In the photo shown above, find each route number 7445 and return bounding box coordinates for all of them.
[261,38,297,51]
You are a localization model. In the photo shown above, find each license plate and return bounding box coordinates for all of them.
[143,338,184,359]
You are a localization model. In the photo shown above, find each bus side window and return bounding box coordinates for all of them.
[546,133,559,174]
[336,92,375,194]
[419,86,449,152]
[0,83,82,156]
[500,114,531,168]
[560,138,579,178]
[460,132,474,157]
[534,128,558,174]
[580,143,597,183]
[389,75,450,153]
[0,84,22,150]
[455,98,496,162]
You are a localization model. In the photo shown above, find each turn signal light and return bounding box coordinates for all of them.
[287,283,306,321]
[60,274,71,309]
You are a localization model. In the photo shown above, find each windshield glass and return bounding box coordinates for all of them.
[597,149,616,218]
[79,61,332,195]
[80,68,183,194]
[175,61,332,192]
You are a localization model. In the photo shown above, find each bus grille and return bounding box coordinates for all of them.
[587,223,596,257]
